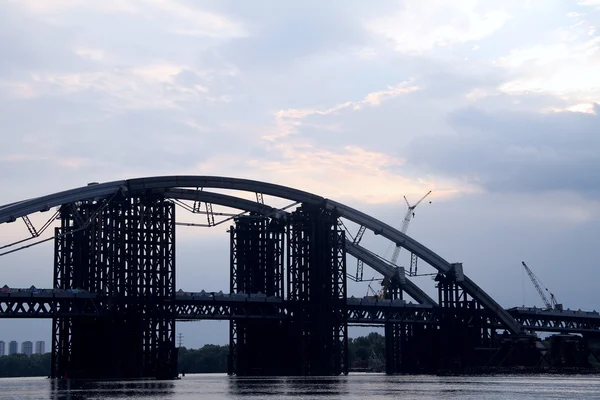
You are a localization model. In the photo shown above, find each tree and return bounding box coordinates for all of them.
[0,353,51,377]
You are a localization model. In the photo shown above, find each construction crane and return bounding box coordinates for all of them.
[390,190,432,266]
[521,261,561,310]
[364,190,432,298]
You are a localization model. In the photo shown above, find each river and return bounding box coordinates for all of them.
[0,374,599,399]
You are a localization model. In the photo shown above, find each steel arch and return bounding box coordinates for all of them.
[0,175,523,333]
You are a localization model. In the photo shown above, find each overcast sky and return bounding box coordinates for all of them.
[1,0,599,349]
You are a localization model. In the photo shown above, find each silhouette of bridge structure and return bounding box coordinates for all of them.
[0,176,598,379]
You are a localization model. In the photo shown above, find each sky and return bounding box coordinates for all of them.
[0,0,599,349]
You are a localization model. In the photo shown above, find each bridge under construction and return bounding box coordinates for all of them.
[0,176,598,379]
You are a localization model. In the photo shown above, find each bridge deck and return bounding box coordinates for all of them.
[1,290,598,334]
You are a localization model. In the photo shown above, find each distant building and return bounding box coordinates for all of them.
[35,341,45,355]
[8,341,18,355]
[21,341,33,357]
[0,341,4,356]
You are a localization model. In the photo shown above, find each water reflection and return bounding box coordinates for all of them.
[228,376,349,397]
[286,377,349,397]
[1,373,596,400]
[50,379,175,400]
[227,377,286,396]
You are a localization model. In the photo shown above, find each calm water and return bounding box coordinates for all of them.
[0,374,599,399]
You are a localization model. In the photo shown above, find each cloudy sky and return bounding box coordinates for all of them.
[0,0,599,348]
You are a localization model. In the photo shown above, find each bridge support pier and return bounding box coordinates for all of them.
[51,195,177,380]
[286,204,348,376]
[435,267,504,373]
[385,281,438,374]
[228,215,286,376]
[229,204,348,376]
[385,281,403,374]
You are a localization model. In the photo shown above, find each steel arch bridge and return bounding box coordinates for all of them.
[0,176,597,378]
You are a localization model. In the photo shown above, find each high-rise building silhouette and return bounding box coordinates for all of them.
[8,341,17,355]
[35,341,45,355]
[0,341,5,356]
[21,341,33,357]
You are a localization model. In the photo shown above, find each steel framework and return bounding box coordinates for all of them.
[51,195,176,380]
[3,292,599,334]
[384,280,404,374]
[3,176,600,377]
[285,204,348,375]
[228,215,286,375]
[0,176,524,334]
[433,266,515,372]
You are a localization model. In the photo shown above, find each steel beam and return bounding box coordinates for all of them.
[2,292,600,335]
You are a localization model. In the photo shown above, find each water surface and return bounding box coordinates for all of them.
[1,373,599,399]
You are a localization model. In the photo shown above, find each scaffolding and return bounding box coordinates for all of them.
[51,195,177,379]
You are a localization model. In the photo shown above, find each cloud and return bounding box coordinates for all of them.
[267,81,419,139]
[189,139,469,205]
[15,0,138,14]
[495,6,600,107]
[16,0,245,38]
[545,103,598,114]
[74,48,106,61]
[2,61,237,110]
[367,0,510,53]
[407,106,600,197]
[147,0,245,38]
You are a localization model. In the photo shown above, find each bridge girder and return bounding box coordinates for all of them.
[1,293,598,335]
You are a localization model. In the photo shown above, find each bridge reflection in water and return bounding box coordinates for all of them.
[0,176,598,379]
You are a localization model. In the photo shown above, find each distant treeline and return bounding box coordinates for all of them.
[0,353,51,377]
[348,332,385,369]
[178,345,229,373]
[0,333,386,377]
[178,332,386,373]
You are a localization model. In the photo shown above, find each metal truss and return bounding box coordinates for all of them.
[0,293,100,318]
[230,215,285,297]
[2,292,600,336]
[50,195,177,380]
[0,176,523,334]
[7,176,600,377]
[177,299,288,320]
[228,214,287,375]
[0,211,59,255]
[436,270,500,339]
[346,302,438,324]
[508,308,600,333]
[284,204,349,375]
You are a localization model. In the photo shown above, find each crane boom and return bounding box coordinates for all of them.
[521,261,557,310]
[391,190,431,265]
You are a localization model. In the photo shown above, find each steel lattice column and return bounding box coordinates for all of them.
[384,280,403,375]
[285,204,348,376]
[228,215,285,376]
[434,270,505,373]
[51,195,177,380]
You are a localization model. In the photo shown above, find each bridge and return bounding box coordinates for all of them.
[0,176,598,379]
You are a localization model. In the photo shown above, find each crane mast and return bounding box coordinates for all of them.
[521,261,560,310]
[360,190,431,295]
[390,190,432,265]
